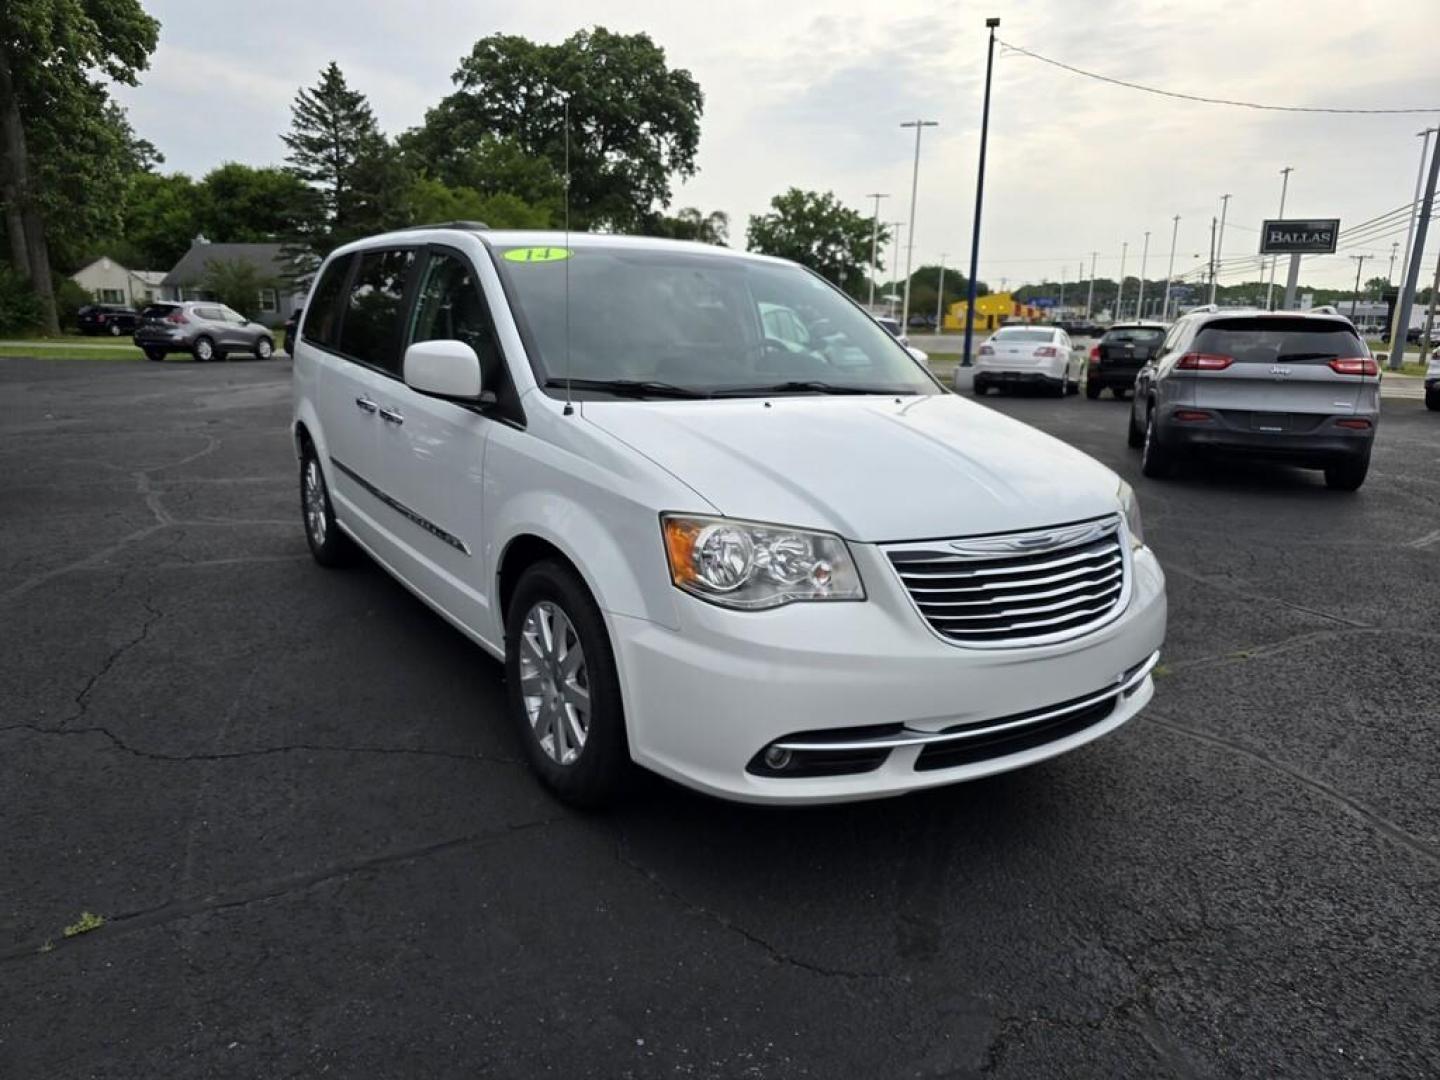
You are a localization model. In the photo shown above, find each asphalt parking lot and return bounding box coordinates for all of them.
[3,355,1438,1079]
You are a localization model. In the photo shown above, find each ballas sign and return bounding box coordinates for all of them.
[1259,219,1340,255]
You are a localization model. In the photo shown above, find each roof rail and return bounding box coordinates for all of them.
[397,220,490,232]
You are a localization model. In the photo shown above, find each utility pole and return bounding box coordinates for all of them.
[1086,251,1097,319]
[961,17,1001,368]
[1162,215,1180,322]
[887,221,905,318]
[865,193,889,309]
[1058,266,1066,311]
[1206,217,1219,305]
[1136,230,1151,321]
[935,253,947,334]
[1116,242,1129,320]
[1387,128,1436,357]
[1349,255,1368,320]
[1388,241,1399,285]
[1266,166,1293,310]
[1419,247,1440,367]
[899,120,938,330]
[1214,194,1232,301]
[1387,132,1440,371]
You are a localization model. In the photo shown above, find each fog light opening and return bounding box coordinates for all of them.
[763,746,793,771]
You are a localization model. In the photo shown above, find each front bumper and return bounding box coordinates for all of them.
[610,543,1166,804]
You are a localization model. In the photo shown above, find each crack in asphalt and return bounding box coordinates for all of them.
[60,597,164,730]
[1163,625,1440,673]
[609,827,900,984]
[1160,562,1371,629]
[1147,713,1440,868]
[0,817,569,966]
[0,721,521,767]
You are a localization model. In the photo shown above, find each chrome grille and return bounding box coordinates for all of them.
[886,516,1129,647]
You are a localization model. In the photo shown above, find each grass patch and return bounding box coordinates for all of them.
[62,911,105,937]
[0,345,145,361]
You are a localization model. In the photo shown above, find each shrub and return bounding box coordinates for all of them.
[0,265,41,335]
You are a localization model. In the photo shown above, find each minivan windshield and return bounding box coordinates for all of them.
[491,244,939,398]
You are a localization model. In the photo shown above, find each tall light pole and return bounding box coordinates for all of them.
[1136,230,1151,320]
[1086,251,1097,319]
[935,253,948,333]
[1388,134,1440,371]
[1214,194,1232,304]
[887,221,905,318]
[1058,266,1066,311]
[961,16,1000,367]
[1349,255,1368,320]
[865,192,889,309]
[1388,240,1399,285]
[1265,167,1293,310]
[1116,241,1129,320]
[1387,128,1436,349]
[1162,215,1180,321]
[900,120,938,330]
[1206,217,1219,305]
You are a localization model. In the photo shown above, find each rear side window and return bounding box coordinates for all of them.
[302,254,353,349]
[195,306,225,322]
[1193,318,1363,364]
[339,249,416,373]
[1103,327,1164,344]
[142,304,178,319]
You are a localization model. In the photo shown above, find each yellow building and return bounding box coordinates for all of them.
[942,292,1043,333]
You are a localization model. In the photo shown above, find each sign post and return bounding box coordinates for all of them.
[1258,219,1338,311]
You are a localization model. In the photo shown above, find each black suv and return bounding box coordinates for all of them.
[77,304,140,336]
[1086,322,1167,399]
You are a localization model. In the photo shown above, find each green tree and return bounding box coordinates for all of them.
[402,177,550,229]
[905,264,986,322]
[283,62,404,254]
[645,207,728,245]
[0,0,160,330]
[198,163,318,245]
[199,258,276,321]
[411,29,702,230]
[112,172,203,269]
[746,189,880,295]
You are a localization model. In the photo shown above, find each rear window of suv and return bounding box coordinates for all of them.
[142,304,179,319]
[1193,318,1364,364]
[1102,327,1164,344]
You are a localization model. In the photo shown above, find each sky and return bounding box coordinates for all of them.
[114,0,1440,292]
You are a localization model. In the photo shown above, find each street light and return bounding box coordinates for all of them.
[1209,194,1231,307]
[935,253,948,333]
[1265,167,1292,310]
[1162,215,1179,321]
[1136,230,1150,320]
[961,17,1001,367]
[865,193,889,309]
[899,120,938,330]
[887,220,905,317]
[1116,241,1129,320]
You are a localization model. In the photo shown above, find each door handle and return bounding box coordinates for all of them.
[378,407,404,425]
[355,397,378,414]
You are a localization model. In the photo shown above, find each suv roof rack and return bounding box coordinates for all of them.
[397,220,489,232]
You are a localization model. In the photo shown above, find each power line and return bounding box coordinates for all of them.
[997,39,1440,115]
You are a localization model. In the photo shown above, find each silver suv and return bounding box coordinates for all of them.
[133,301,276,363]
[1128,310,1379,491]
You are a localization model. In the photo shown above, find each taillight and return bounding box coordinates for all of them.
[1034,346,1059,357]
[1176,353,1233,371]
[1328,357,1377,376]
[1089,345,1100,362]
[1336,418,1372,429]
[1174,409,1213,422]
[978,344,995,356]
[166,311,188,325]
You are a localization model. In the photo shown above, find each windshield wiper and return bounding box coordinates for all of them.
[543,377,708,399]
[712,380,910,397]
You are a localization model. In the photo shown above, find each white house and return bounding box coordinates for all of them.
[70,257,166,308]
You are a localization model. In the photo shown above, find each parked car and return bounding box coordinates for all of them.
[1128,310,1378,490]
[1086,322,1167,399]
[969,324,1082,397]
[874,314,929,363]
[292,228,1166,806]
[1425,352,1439,411]
[77,303,139,336]
[133,301,276,362]
[283,306,303,355]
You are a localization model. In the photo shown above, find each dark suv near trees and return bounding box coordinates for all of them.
[77,304,139,336]
[1086,322,1167,399]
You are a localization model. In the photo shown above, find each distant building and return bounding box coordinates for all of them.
[70,257,166,308]
[158,239,305,328]
[943,292,1043,332]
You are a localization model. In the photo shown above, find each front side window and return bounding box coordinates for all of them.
[303,253,353,349]
[407,251,503,386]
[339,248,416,373]
[221,306,247,324]
[491,244,938,397]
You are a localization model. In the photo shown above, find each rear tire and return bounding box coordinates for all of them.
[1051,379,1067,399]
[1113,386,1130,400]
[108,322,122,336]
[143,347,165,363]
[1140,404,1174,478]
[300,442,354,567]
[192,335,216,363]
[506,560,632,808]
[1427,386,1440,412]
[972,380,988,396]
[1324,454,1369,492]
[1085,380,1103,400]
[255,336,274,360]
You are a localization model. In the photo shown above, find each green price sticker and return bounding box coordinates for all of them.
[502,246,572,264]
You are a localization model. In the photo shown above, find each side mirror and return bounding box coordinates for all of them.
[403,339,483,400]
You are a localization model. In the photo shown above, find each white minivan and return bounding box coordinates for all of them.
[291,227,1166,806]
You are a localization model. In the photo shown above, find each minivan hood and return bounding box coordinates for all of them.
[581,394,1121,543]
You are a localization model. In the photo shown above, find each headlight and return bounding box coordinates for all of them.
[661,514,865,610]
[1117,480,1145,549]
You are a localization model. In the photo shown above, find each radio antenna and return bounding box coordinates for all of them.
[562,94,574,417]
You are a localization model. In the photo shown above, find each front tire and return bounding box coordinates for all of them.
[300,444,354,567]
[1324,454,1370,492]
[1140,403,1175,478]
[506,560,631,808]
[1127,403,1145,448]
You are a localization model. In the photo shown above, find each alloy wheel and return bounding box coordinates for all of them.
[518,601,590,766]
[303,458,327,546]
